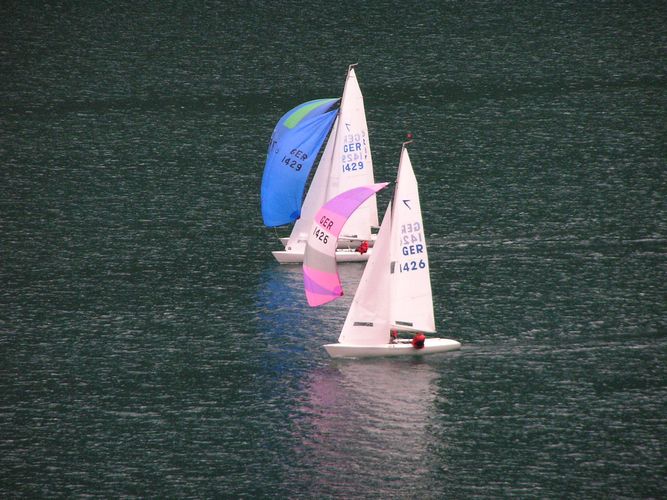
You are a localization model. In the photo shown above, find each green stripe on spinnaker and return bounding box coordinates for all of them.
[284,98,337,129]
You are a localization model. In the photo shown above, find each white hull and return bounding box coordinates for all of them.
[324,338,461,358]
[279,234,377,249]
[273,247,371,264]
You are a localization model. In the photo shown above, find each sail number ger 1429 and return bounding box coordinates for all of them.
[342,132,367,173]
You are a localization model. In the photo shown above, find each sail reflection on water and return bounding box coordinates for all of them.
[254,262,366,351]
[293,360,444,494]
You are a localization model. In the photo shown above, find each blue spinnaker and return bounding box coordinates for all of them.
[261,98,339,227]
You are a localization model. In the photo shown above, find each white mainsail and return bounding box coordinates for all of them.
[282,65,377,254]
[325,66,378,241]
[339,146,436,346]
[388,147,436,333]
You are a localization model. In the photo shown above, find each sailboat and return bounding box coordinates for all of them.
[305,142,461,358]
[261,64,379,264]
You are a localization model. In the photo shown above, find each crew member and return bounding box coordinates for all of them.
[412,332,426,349]
[355,240,369,254]
[390,329,398,343]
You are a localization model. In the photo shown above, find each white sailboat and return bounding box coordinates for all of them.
[272,64,379,264]
[323,142,461,358]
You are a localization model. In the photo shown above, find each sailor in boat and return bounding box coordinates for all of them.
[355,240,369,254]
[412,332,426,349]
[389,328,399,344]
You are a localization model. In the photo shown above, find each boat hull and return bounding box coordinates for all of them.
[323,338,461,358]
[273,248,371,264]
[279,234,376,249]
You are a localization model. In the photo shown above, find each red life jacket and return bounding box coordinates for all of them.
[412,333,426,349]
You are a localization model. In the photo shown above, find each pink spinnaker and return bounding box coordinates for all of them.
[303,182,389,307]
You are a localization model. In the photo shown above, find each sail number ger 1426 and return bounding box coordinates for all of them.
[399,221,426,273]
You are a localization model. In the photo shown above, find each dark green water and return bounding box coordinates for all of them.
[2,1,666,497]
